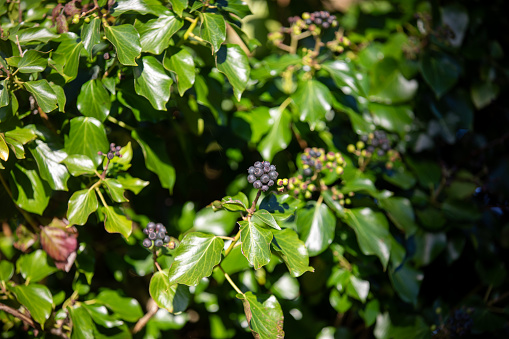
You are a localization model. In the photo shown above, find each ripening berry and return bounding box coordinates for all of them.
[164,235,171,243]
[148,232,157,240]
[260,174,270,184]
[356,141,365,149]
[347,144,356,153]
[143,238,152,248]
[269,171,278,180]
[157,231,166,240]
[261,185,269,192]
[253,180,262,189]
[154,239,163,247]
[247,174,256,183]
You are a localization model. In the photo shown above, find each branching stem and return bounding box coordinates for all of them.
[219,266,243,295]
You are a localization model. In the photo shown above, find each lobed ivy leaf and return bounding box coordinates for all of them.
[164,47,195,96]
[40,225,78,271]
[9,163,50,215]
[252,210,281,230]
[16,50,47,73]
[4,126,37,160]
[169,0,188,16]
[378,196,418,236]
[0,261,14,282]
[322,60,365,97]
[194,207,238,236]
[29,139,70,191]
[420,51,460,98]
[63,154,97,176]
[69,304,96,339]
[82,304,124,329]
[111,0,170,16]
[23,80,58,113]
[168,232,224,286]
[16,249,58,283]
[64,116,109,167]
[67,188,98,226]
[237,292,284,339]
[11,284,53,329]
[389,264,423,306]
[77,79,111,122]
[14,27,59,44]
[200,13,226,54]
[135,14,184,55]
[103,206,133,238]
[272,228,314,277]
[239,219,273,270]
[48,82,66,112]
[296,199,336,256]
[292,80,333,130]
[96,289,143,322]
[134,56,173,110]
[149,269,190,313]
[257,107,292,161]
[369,103,414,138]
[103,178,128,203]
[221,191,249,212]
[81,17,101,56]
[216,44,250,101]
[104,24,141,66]
[115,173,149,195]
[259,193,300,225]
[49,37,83,82]
[217,0,252,18]
[369,57,418,103]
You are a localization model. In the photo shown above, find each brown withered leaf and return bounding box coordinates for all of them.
[40,225,78,272]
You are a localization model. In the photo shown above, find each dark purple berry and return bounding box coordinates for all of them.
[164,235,171,243]
[254,168,263,177]
[268,180,274,186]
[254,161,263,168]
[261,185,269,192]
[147,222,156,230]
[143,238,152,248]
[248,166,255,174]
[253,180,262,189]
[262,161,270,167]
[148,232,157,240]
[143,228,149,235]
[260,174,270,184]
[157,231,166,239]
[247,174,256,183]
[107,152,114,160]
[269,171,278,180]
[303,168,313,176]
[154,239,163,247]
[269,165,276,171]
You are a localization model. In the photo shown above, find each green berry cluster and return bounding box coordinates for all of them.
[330,186,355,206]
[347,131,399,169]
[98,143,123,160]
[142,222,172,248]
[247,161,279,192]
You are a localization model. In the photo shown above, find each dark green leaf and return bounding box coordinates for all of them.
[233,107,271,143]
[64,116,109,167]
[471,82,499,109]
[103,206,133,238]
[16,249,57,283]
[292,80,333,130]
[23,80,58,113]
[14,27,59,44]
[82,304,123,329]
[216,44,250,101]
[132,129,175,194]
[257,107,292,161]
[9,163,50,215]
[378,196,418,236]
[413,231,446,267]
[103,178,128,203]
[252,210,281,230]
[272,228,314,277]
[0,260,14,282]
[370,57,418,103]
[221,245,251,275]
[200,13,226,54]
[217,0,251,18]
[81,18,101,56]
[322,190,345,218]
[237,292,284,339]
[369,103,413,138]
[63,154,97,176]
[116,173,149,194]
[11,284,53,328]
[69,305,96,339]
[104,24,141,66]
[168,232,224,286]
[164,47,195,96]
[420,51,460,98]
[149,269,190,313]
[49,37,83,82]
[344,208,392,269]
[322,60,365,96]
[389,264,423,306]
[0,80,9,109]
[29,140,69,191]
[67,188,98,226]
[259,193,301,225]
[239,219,273,270]
[135,14,184,55]
[17,50,47,73]
[169,0,188,16]
[296,200,336,256]
[96,289,143,322]
[77,79,111,122]
[49,82,66,112]
[134,56,172,110]
[389,316,431,339]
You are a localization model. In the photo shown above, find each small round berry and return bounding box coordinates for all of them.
[154,239,163,247]
[157,231,166,239]
[247,174,256,183]
[261,185,269,192]
[262,161,270,167]
[254,161,263,168]
[253,180,262,189]
[248,166,255,174]
[148,232,157,240]
[260,174,270,184]
[269,171,278,180]
[268,180,274,186]
[143,228,149,235]
[147,222,156,231]
[143,238,152,248]
[269,165,276,171]
[164,235,171,243]
[263,166,271,173]
[254,168,264,177]
[347,144,356,153]
[155,223,165,232]
[303,168,313,176]
[107,152,114,160]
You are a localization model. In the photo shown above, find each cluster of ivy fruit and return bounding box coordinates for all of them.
[347,130,400,169]
[142,222,172,248]
[98,142,123,160]
[247,161,279,192]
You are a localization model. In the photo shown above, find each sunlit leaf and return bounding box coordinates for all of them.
[67,188,98,226]
[200,13,226,54]
[134,56,172,110]
[239,219,273,270]
[272,228,314,277]
[104,24,141,66]
[11,284,53,328]
[149,269,190,313]
[237,292,284,339]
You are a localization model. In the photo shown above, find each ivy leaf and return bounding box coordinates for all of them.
[23,80,58,113]
[16,249,58,283]
[216,44,250,101]
[64,116,109,167]
[0,134,8,162]
[322,60,365,96]
[369,103,414,139]
[9,164,50,215]
[77,79,111,122]
[134,56,173,110]
[149,269,190,313]
[116,173,149,194]
[257,107,292,161]
[292,80,333,130]
[370,57,418,103]
[81,304,124,328]
[49,82,66,112]
[132,129,175,194]
[378,196,418,236]
[40,225,78,272]
[0,79,9,109]
[11,284,53,329]
[420,51,460,98]
[239,219,273,270]
[237,292,285,339]
[49,37,83,82]
[69,304,96,339]
[0,261,14,282]
[389,264,423,305]
[14,27,59,44]
[164,47,195,96]
[344,208,393,269]
[4,126,37,160]
[221,192,249,212]
[104,24,141,66]
[29,139,70,191]
[103,206,133,238]
[194,207,238,236]
[296,199,336,256]
[103,178,128,203]
[67,188,98,226]
[95,289,143,322]
[259,193,300,225]
[135,14,184,55]
[169,0,188,16]
[168,232,224,286]
[17,50,47,73]
[111,0,169,16]
[81,17,101,56]
[63,154,97,176]
[217,0,252,18]
[200,13,226,54]
[252,210,281,230]
[272,228,314,277]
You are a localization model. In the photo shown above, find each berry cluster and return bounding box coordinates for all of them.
[142,222,171,248]
[445,309,473,338]
[289,11,338,30]
[347,131,399,169]
[98,143,123,160]
[247,161,279,192]
[301,147,345,177]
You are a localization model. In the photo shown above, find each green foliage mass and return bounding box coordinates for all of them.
[0,0,508,338]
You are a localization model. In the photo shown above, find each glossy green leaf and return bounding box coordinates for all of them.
[420,51,460,98]
[389,264,423,305]
[0,80,9,109]
[369,103,413,138]
[103,178,128,203]
[237,292,284,339]
[103,206,133,238]
[322,60,365,96]
[389,315,431,339]
[17,50,47,73]
[341,176,377,195]
[134,56,173,110]
[14,27,59,44]
[194,207,238,236]
[257,107,292,161]
[23,80,58,113]
[77,79,111,122]
[233,107,271,143]
[69,305,96,339]
[164,47,195,96]
[221,245,251,275]
[64,117,109,167]
[259,193,301,225]
[378,196,418,236]
[292,80,333,130]
[252,210,281,230]
[344,208,392,269]
[471,82,499,109]
[63,154,97,176]
[9,164,50,215]
[413,232,447,267]
[221,192,249,212]
[0,261,14,282]
[116,173,149,194]
[49,82,66,112]
[217,0,251,18]
[200,13,226,54]
[81,17,101,56]
[82,304,124,329]
[11,284,53,329]
[132,129,175,194]
[0,134,8,161]
[239,219,273,270]
[370,57,418,103]
[29,140,69,191]
[296,200,336,257]
[149,269,190,313]
[347,276,370,302]
[16,249,58,283]
[169,0,187,16]
[135,14,183,55]
[67,189,98,226]
[168,232,224,286]
[322,190,345,218]
[49,37,83,82]
[104,24,141,66]
[216,44,250,101]
[96,289,143,322]
[4,126,37,145]
[272,228,314,277]
[111,0,169,16]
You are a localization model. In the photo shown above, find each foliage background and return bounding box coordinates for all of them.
[0,0,508,338]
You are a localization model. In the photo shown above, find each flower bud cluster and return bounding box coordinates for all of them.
[326,31,351,54]
[247,161,278,192]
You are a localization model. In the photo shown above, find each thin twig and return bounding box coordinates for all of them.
[132,299,159,334]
